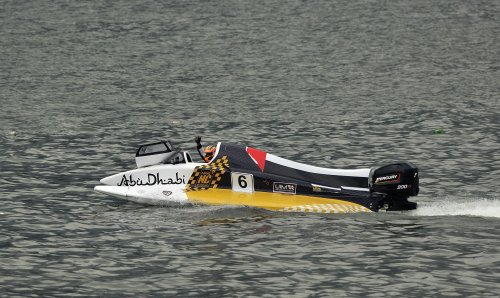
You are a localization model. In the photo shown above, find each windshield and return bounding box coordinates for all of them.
[163,151,186,165]
[136,141,173,157]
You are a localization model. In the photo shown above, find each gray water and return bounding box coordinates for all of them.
[1,0,500,296]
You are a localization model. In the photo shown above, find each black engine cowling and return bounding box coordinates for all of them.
[369,161,419,210]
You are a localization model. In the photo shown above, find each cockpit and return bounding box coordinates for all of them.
[135,141,193,168]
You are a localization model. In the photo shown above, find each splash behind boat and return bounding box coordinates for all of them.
[94,140,419,213]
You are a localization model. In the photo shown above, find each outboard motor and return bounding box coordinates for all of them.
[369,161,419,211]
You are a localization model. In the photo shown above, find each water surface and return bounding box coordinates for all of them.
[1,0,499,296]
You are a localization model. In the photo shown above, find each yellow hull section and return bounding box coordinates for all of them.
[186,188,371,213]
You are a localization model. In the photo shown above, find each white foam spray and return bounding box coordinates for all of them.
[409,198,500,218]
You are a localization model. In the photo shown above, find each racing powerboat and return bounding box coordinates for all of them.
[94,139,419,213]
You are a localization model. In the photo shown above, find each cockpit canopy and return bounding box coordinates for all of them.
[136,141,174,157]
[135,141,193,168]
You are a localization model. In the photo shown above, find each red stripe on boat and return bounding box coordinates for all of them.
[246,147,267,172]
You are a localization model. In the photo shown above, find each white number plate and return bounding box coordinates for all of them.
[231,172,254,193]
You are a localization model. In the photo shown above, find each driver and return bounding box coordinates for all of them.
[195,136,216,163]
[203,145,216,162]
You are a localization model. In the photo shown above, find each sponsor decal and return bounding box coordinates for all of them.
[192,169,215,189]
[117,173,186,186]
[186,156,229,191]
[273,182,297,194]
[312,186,322,192]
[162,191,173,196]
[374,173,400,184]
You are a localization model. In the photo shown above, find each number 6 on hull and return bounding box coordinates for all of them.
[232,172,254,193]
